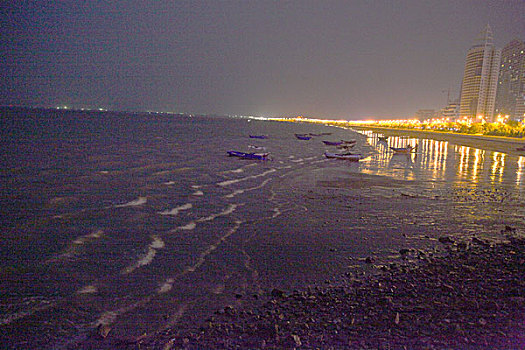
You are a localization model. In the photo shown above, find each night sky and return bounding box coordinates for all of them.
[1,1,523,119]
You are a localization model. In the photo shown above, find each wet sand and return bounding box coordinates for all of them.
[81,167,524,349]
[67,125,525,349]
[114,234,525,350]
[351,126,525,156]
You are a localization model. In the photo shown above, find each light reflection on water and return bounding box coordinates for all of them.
[359,130,524,191]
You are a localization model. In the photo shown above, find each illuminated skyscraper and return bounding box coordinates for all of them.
[459,25,501,122]
[495,39,525,122]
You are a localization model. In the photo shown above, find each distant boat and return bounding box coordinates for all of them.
[324,152,362,161]
[249,135,268,139]
[295,134,312,140]
[390,145,417,154]
[308,132,331,136]
[227,151,268,160]
[322,140,344,146]
[336,144,355,150]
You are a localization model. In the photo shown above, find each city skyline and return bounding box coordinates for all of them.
[458,25,501,122]
[1,1,523,119]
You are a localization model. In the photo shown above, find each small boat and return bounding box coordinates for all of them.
[295,134,312,140]
[341,139,357,144]
[323,140,344,146]
[249,135,268,139]
[324,152,362,161]
[378,136,388,142]
[390,145,417,154]
[227,151,268,160]
[248,145,266,151]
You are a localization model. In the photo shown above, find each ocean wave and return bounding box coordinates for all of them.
[158,203,193,216]
[218,169,276,187]
[115,196,147,207]
[224,178,272,198]
[122,235,165,274]
[47,230,104,263]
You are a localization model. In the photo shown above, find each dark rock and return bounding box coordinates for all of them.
[439,236,454,244]
[399,248,410,255]
[271,288,286,298]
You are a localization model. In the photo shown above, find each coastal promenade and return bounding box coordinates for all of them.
[349,125,525,156]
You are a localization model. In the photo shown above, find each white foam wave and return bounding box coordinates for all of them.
[163,181,176,185]
[183,220,242,273]
[158,203,193,216]
[47,230,104,263]
[92,297,154,330]
[115,196,147,207]
[218,169,276,186]
[151,236,165,249]
[197,204,238,222]
[191,185,202,189]
[192,190,204,196]
[176,221,196,231]
[122,235,165,274]
[72,230,103,244]
[77,285,98,294]
[171,204,240,232]
[158,278,175,294]
[0,300,54,326]
[224,178,272,198]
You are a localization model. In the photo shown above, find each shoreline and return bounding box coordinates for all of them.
[130,234,524,349]
[349,125,525,156]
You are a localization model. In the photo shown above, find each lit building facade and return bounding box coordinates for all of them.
[440,100,460,121]
[495,39,525,122]
[459,25,501,122]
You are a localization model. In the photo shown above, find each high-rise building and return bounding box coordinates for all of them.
[495,39,525,122]
[459,25,501,122]
[440,99,460,121]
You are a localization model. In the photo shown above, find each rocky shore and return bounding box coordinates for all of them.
[123,232,524,350]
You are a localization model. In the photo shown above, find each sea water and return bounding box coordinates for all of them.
[0,107,523,348]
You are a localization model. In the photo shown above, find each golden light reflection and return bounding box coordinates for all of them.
[356,130,521,187]
[517,157,525,186]
[471,148,484,182]
[456,145,471,179]
[489,152,505,183]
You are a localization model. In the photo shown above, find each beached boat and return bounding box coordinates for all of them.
[322,140,344,146]
[227,151,268,160]
[390,145,417,154]
[324,152,362,161]
[295,134,312,140]
[249,135,268,139]
[341,139,357,144]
